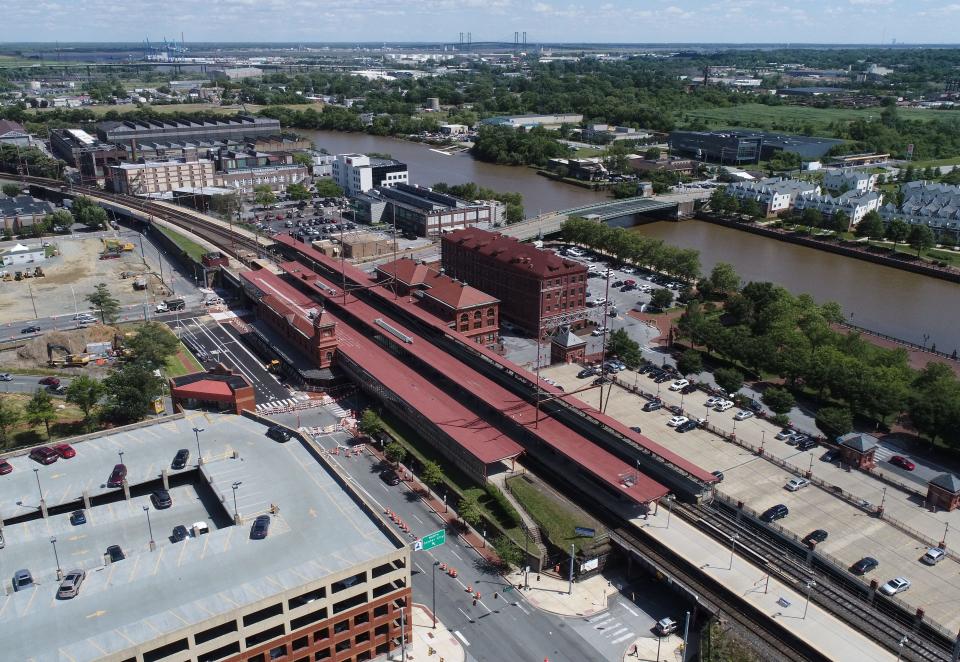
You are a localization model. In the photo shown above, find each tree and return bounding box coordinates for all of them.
[814,406,854,439]
[649,287,674,311]
[44,208,74,231]
[713,367,744,395]
[855,211,884,239]
[85,283,121,324]
[102,363,164,422]
[25,388,57,438]
[2,183,21,197]
[761,387,796,415]
[738,197,762,219]
[801,208,823,230]
[126,322,180,369]
[493,534,524,567]
[0,396,21,444]
[709,262,740,295]
[292,152,313,168]
[907,224,935,257]
[827,210,850,233]
[253,184,276,206]
[65,375,104,428]
[420,460,444,489]
[286,183,311,201]
[458,490,483,527]
[644,147,661,161]
[676,350,704,377]
[886,219,910,248]
[314,179,343,197]
[384,441,407,466]
[358,409,383,438]
[607,329,643,368]
[72,196,109,229]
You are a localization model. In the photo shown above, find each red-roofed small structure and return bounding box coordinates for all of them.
[170,365,255,414]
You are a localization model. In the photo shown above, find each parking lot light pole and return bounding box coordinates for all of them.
[118,450,124,466]
[33,467,44,504]
[143,506,156,551]
[51,537,62,579]
[232,481,243,524]
[803,581,816,619]
[193,427,205,465]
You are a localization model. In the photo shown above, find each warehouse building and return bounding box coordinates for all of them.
[480,113,583,130]
[669,130,844,164]
[355,184,500,238]
[96,116,281,145]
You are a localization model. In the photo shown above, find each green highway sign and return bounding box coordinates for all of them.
[414,529,446,552]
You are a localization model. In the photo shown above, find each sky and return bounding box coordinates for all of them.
[4,0,960,45]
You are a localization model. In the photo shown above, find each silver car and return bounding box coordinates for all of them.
[57,569,86,599]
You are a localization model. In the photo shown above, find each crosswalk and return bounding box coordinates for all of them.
[255,396,306,413]
[327,401,349,418]
[586,612,637,646]
[873,445,895,462]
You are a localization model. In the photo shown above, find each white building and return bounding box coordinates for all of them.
[823,168,878,194]
[210,67,263,81]
[793,190,884,227]
[440,124,469,135]
[879,181,960,241]
[725,177,820,216]
[0,243,45,266]
[332,154,408,196]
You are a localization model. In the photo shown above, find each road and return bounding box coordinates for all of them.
[0,373,73,394]
[320,439,657,662]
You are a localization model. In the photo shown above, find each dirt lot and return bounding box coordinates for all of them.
[0,324,123,375]
[0,237,168,324]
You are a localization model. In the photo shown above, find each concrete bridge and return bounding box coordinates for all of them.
[500,190,711,240]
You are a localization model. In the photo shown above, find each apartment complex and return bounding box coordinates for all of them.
[793,190,884,226]
[440,228,588,335]
[879,181,960,241]
[109,157,216,195]
[726,177,821,216]
[1,414,411,662]
[823,168,878,194]
[331,154,408,196]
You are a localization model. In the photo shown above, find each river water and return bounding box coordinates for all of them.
[303,130,957,351]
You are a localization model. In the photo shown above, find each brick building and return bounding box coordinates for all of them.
[169,365,255,414]
[256,289,339,369]
[440,229,588,336]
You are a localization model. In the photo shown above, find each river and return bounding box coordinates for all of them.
[302,130,956,352]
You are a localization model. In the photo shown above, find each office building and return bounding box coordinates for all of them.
[440,228,588,335]
[0,414,411,662]
[96,116,281,145]
[355,184,500,237]
[332,154,408,196]
[725,177,821,216]
[581,124,653,143]
[670,130,843,164]
[108,157,216,195]
[480,113,583,130]
[823,168,878,194]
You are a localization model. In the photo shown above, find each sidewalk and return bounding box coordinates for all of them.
[387,603,465,662]
[620,634,684,662]
[504,567,617,617]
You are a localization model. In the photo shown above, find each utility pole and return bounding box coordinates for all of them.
[432,561,439,629]
[568,543,575,595]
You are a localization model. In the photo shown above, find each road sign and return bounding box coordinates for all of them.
[415,529,446,552]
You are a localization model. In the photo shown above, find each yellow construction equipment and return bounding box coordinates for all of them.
[264,359,280,372]
[33,266,44,277]
[47,353,91,368]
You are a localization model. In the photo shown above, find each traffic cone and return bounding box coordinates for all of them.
[466,584,472,593]
[439,562,447,571]
[475,592,481,600]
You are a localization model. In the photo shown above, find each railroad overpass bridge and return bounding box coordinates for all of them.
[501,190,710,241]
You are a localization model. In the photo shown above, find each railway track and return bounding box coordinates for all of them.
[679,500,953,662]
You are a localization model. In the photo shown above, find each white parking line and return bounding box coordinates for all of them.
[454,630,470,646]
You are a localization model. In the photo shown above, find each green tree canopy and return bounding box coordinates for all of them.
[420,460,444,489]
[815,406,854,439]
[25,388,57,438]
[384,441,407,466]
[85,283,121,324]
[286,183,311,201]
[886,219,910,247]
[103,364,164,423]
[2,183,21,197]
[607,328,643,368]
[855,210,884,239]
[713,367,744,395]
[126,322,180,370]
[314,179,343,197]
[65,375,104,429]
[253,184,276,206]
[458,490,483,527]
[650,287,674,310]
[358,409,383,438]
[709,262,740,295]
[0,396,21,444]
[676,350,704,377]
[907,224,935,256]
[761,386,796,415]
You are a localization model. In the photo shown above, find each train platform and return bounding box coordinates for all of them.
[632,507,895,661]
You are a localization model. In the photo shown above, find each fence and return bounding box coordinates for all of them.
[838,320,959,364]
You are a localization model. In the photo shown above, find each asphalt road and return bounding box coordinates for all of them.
[321,442,657,662]
[0,373,73,394]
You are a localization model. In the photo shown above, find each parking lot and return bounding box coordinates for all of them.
[541,361,960,632]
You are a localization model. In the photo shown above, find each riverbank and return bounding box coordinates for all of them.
[695,212,960,284]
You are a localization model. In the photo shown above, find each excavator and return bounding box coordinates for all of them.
[47,343,91,367]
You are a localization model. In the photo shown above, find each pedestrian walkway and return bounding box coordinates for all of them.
[504,567,615,617]
[621,634,684,662]
[387,603,465,662]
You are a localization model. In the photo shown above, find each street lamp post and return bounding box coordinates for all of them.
[193,427,204,465]
[803,581,816,619]
[432,561,440,629]
[666,495,675,529]
[50,536,63,579]
[143,505,155,550]
[232,481,242,522]
[33,468,44,504]
[118,450,124,466]
[728,533,739,570]
[896,635,908,662]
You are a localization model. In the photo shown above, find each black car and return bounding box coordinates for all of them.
[680,384,698,395]
[654,374,673,384]
[630,426,643,434]
[760,504,789,522]
[171,525,189,542]
[379,469,401,486]
[676,419,700,433]
[820,449,839,463]
[711,470,724,482]
[21,325,41,334]
[172,448,190,470]
[850,556,879,575]
[796,438,819,452]
[577,367,598,379]
[251,515,271,540]
[804,529,829,545]
[266,425,292,443]
[593,376,612,386]
[620,284,637,292]
[611,280,625,288]
[106,545,125,562]
[151,489,172,509]
[642,400,663,412]
[70,510,87,526]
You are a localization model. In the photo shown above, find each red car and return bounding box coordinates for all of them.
[39,376,61,387]
[890,455,916,471]
[53,444,76,459]
[0,460,12,475]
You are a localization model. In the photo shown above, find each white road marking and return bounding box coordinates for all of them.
[454,630,470,646]
[457,609,471,622]
[514,601,530,615]
[612,632,637,644]
[622,604,638,617]
[410,513,423,524]
[609,627,628,638]
[588,613,610,623]
[414,562,424,574]
[449,549,463,561]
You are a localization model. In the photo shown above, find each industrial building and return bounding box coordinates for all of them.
[353,184,500,238]
[96,116,281,145]
[210,67,264,81]
[0,414,411,662]
[480,113,584,130]
[331,154,408,196]
[0,119,33,147]
[669,130,844,164]
[109,157,216,195]
[49,128,128,186]
[0,194,56,235]
[440,228,588,336]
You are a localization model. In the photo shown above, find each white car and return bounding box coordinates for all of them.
[667,416,689,428]
[922,547,946,565]
[733,409,754,421]
[785,477,811,491]
[879,577,911,596]
[669,379,690,391]
[714,400,735,412]
[0,373,11,382]
[621,266,637,274]
[705,396,723,408]
[591,327,608,337]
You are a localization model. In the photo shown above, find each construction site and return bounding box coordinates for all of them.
[1,325,132,375]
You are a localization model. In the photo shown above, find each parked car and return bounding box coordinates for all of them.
[593,376,612,386]
[642,400,663,412]
[676,419,700,433]
[590,326,607,337]
[775,428,796,441]
[785,477,811,491]
[879,577,911,596]
[53,443,76,459]
[850,557,879,575]
[667,416,689,428]
[733,410,754,421]
[57,569,86,599]
[653,617,678,637]
[922,547,946,565]
[38,376,60,387]
[29,447,58,465]
[107,463,127,488]
[889,455,916,471]
[12,569,33,592]
[379,469,401,486]
[151,489,172,509]
[760,504,789,522]
[251,515,271,539]
[820,448,839,463]
[172,448,190,469]
[714,400,735,412]
[680,383,698,395]
[577,367,598,378]
[266,425,292,443]
[669,379,689,391]
[710,470,724,482]
[106,545,125,562]
[705,396,724,408]
[654,374,673,384]
[171,525,189,543]
[0,460,12,475]
[70,510,86,526]
[796,438,819,452]
[803,529,828,545]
